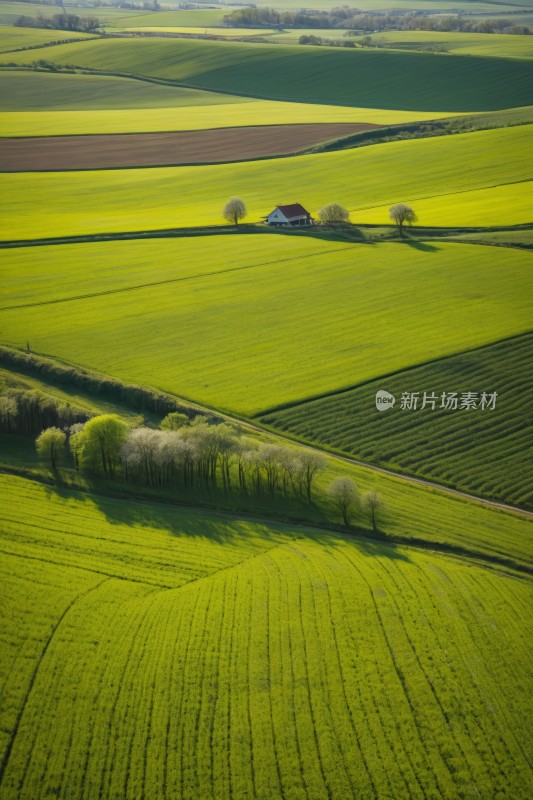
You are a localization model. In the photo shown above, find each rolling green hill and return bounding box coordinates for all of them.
[1,125,531,238]
[0,70,256,111]
[1,471,531,800]
[1,237,531,416]
[0,24,93,53]
[9,37,533,110]
[261,334,533,509]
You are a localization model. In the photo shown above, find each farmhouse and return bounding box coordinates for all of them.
[265,204,315,227]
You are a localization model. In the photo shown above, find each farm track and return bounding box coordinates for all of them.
[0,123,381,171]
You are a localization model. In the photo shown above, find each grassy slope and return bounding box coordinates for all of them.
[262,334,533,509]
[0,25,93,53]
[0,71,455,138]
[355,30,533,60]
[0,70,256,111]
[1,237,531,415]
[0,471,531,800]
[8,37,533,111]
[2,125,531,238]
[357,181,533,227]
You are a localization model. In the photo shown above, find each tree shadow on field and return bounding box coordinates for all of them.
[41,479,293,545]
[272,225,373,246]
[403,238,440,252]
[304,523,413,564]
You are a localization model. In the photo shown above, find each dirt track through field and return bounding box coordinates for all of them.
[0,123,380,171]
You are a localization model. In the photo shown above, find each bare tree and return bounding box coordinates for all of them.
[297,451,327,502]
[328,477,359,526]
[389,203,417,236]
[223,197,247,226]
[318,202,349,226]
[363,489,384,531]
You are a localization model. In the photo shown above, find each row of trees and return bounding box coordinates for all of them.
[224,7,530,36]
[345,14,531,36]
[0,389,90,437]
[34,413,385,529]
[15,13,101,32]
[223,197,417,234]
[37,413,328,502]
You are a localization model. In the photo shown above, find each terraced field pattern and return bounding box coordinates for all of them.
[1,4,532,800]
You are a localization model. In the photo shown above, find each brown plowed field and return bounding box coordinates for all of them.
[0,123,381,171]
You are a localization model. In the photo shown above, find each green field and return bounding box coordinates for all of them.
[1,237,531,416]
[1,125,530,237]
[262,334,533,509]
[0,70,455,137]
[350,29,533,60]
[0,70,257,111]
[1,471,531,800]
[356,180,533,227]
[8,37,533,110]
[1,11,532,799]
[0,24,93,53]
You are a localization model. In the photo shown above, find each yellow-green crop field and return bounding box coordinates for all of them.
[1,15,532,800]
[9,36,533,110]
[1,473,531,800]
[1,237,531,415]
[2,126,530,237]
[357,180,533,227]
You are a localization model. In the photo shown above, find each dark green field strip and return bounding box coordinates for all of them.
[261,334,533,509]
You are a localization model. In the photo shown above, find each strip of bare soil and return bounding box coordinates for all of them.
[0,123,381,171]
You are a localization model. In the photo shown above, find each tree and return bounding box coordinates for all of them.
[80,414,129,478]
[223,197,247,226]
[297,451,327,502]
[160,411,190,431]
[36,427,66,470]
[328,477,359,526]
[389,203,417,236]
[0,396,18,432]
[318,203,350,226]
[363,489,384,531]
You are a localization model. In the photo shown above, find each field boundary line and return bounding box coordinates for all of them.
[0,244,357,313]
[255,330,533,416]
[0,577,110,787]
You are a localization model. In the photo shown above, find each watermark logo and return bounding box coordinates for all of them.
[374,390,498,412]
[375,390,396,411]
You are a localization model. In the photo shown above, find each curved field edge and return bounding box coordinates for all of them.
[7,37,533,111]
[260,333,533,510]
[2,125,531,240]
[0,472,531,799]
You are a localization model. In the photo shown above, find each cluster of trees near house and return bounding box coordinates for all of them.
[15,13,101,32]
[223,197,417,235]
[224,7,531,35]
[27,411,384,530]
